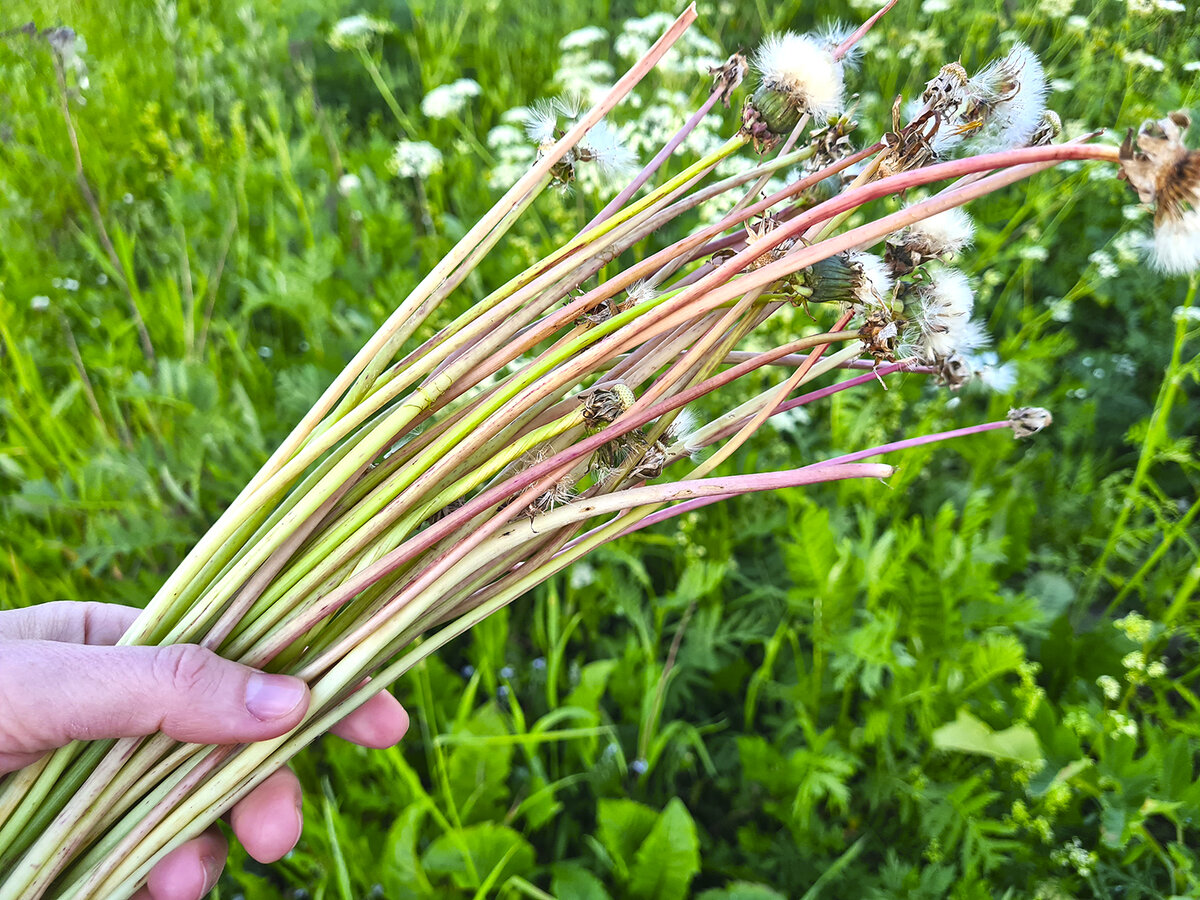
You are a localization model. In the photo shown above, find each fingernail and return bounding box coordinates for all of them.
[201,854,223,892]
[244,673,307,721]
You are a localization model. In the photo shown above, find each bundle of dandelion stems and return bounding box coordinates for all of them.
[2,3,1190,896]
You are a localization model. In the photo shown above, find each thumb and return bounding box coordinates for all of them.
[0,641,309,761]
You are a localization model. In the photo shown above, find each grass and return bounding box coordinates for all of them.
[1,0,1198,897]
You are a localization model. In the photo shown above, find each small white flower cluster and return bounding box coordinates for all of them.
[1113,611,1153,643]
[328,14,393,52]
[1127,0,1186,13]
[388,140,443,179]
[1096,674,1121,700]
[1120,49,1165,72]
[614,13,722,76]
[1051,838,1097,878]
[420,78,482,120]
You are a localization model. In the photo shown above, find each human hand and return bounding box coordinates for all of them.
[0,601,409,900]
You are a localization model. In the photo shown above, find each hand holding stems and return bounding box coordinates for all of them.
[0,602,408,900]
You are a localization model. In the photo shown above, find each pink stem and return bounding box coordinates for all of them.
[589,89,723,229]
[834,0,899,61]
[806,420,1011,469]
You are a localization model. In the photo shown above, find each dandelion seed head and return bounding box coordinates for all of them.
[966,43,1048,152]
[751,31,845,127]
[1150,209,1200,274]
[584,120,638,178]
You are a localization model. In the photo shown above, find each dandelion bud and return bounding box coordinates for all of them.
[744,32,845,142]
[1118,110,1200,275]
[886,206,975,275]
[1007,407,1053,438]
[798,251,893,310]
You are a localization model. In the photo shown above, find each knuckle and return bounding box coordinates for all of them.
[154,644,218,696]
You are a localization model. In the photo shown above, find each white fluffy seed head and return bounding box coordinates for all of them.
[900,206,976,257]
[583,120,637,178]
[921,317,991,360]
[753,31,845,123]
[967,43,1048,151]
[847,250,894,307]
[526,100,560,146]
[920,267,975,323]
[1151,209,1200,274]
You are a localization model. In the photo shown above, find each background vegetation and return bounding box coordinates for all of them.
[1,0,1198,897]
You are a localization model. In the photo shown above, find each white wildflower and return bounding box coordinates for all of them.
[1096,674,1121,700]
[328,14,393,52]
[30,295,51,312]
[1114,611,1153,643]
[420,78,482,119]
[1146,660,1168,679]
[1184,61,1200,73]
[1121,49,1165,72]
[1121,650,1146,671]
[559,25,607,51]
[388,140,443,179]
[337,173,361,196]
[1088,249,1119,279]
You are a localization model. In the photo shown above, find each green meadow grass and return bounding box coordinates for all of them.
[1,0,1198,896]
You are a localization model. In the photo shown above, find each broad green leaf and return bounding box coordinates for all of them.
[551,863,613,900]
[932,710,1044,764]
[596,798,659,880]
[628,798,700,900]
[698,884,788,900]
[422,823,534,891]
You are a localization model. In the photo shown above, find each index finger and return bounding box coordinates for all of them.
[0,601,142,645]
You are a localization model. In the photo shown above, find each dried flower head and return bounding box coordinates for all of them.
[709,52,750,107]
[904,268,991,361]
[744,31,845,140]
[886,206,975,274]
[582,384,636,429]
[800,250,894,310]
[1118,110,1200,274]
[1007,407,1053,438]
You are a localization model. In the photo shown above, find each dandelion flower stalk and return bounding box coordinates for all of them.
[0,7,1191,898]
